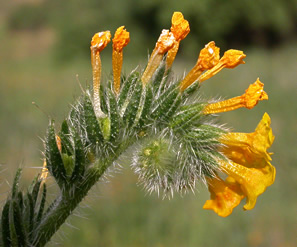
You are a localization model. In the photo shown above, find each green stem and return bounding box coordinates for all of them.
[32,167,101,246]
[32,139,135,246]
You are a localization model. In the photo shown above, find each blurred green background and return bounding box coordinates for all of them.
[0,0,296,246]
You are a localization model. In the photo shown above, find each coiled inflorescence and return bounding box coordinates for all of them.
[1,11,276,247]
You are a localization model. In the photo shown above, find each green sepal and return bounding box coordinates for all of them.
[45,121,67,188]
[170,103,205,130]
[185,124,225,145]
[59,120,73,155]
[62,153,75,178]
[82,94,104,146]
[136,84,153,129]
[161,94,182,122]
[99,116,111,140]
[123,81,143,128]
[118,71,139,114]
[107,89,120,142]
[12,200,27,246]
[152,83,179,121]
[182,81,200,99]
[71,129,86,181]
[12,168,22,198]
[151,63,166,94]
[1,200,11,247]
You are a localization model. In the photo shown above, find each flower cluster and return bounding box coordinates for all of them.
[86,11,275,217]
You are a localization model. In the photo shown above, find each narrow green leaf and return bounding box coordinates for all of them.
[36,184,47,225]
[31,180,42,207]
[17,192,24,212]
[12,201,27,246]
[1,200,11,247]
[26,193,34,235]
[12,168,22,198]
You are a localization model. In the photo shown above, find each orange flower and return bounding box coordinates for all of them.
[141,30,175,85]
[203,78,268,114]
[112,26,130,95]
[91,31,111,53]
[199,49,246,83]
[112,26,130,52]
[170,12,190,41]
[166,12,190,70]
[180,41,220,91]
[90,31,111,117]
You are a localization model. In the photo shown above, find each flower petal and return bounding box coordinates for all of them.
[219,159,276,210]
[203,176,244,217]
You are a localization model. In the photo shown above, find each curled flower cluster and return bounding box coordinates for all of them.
[86,11,275,217]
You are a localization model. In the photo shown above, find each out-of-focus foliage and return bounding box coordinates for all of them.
[7,0,297,61]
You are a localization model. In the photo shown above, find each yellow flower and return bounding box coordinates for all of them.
[204,113,275,215]
[112,26,130,95]
[166,12,190,70]
[203,78,268,114]
[141,30,175,85]
[199,49,246,83]
[180,41,220,91]
[203,176,244,217]
[220,113,274,163]
[219,159,275,210]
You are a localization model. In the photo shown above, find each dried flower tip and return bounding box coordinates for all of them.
[198,41,220,71]
[112,26,130,52]
[91,31,111,52]
[170,12,190,41]
[203,78,268,114]
[156,29,175,54]
[243,78,268,109]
